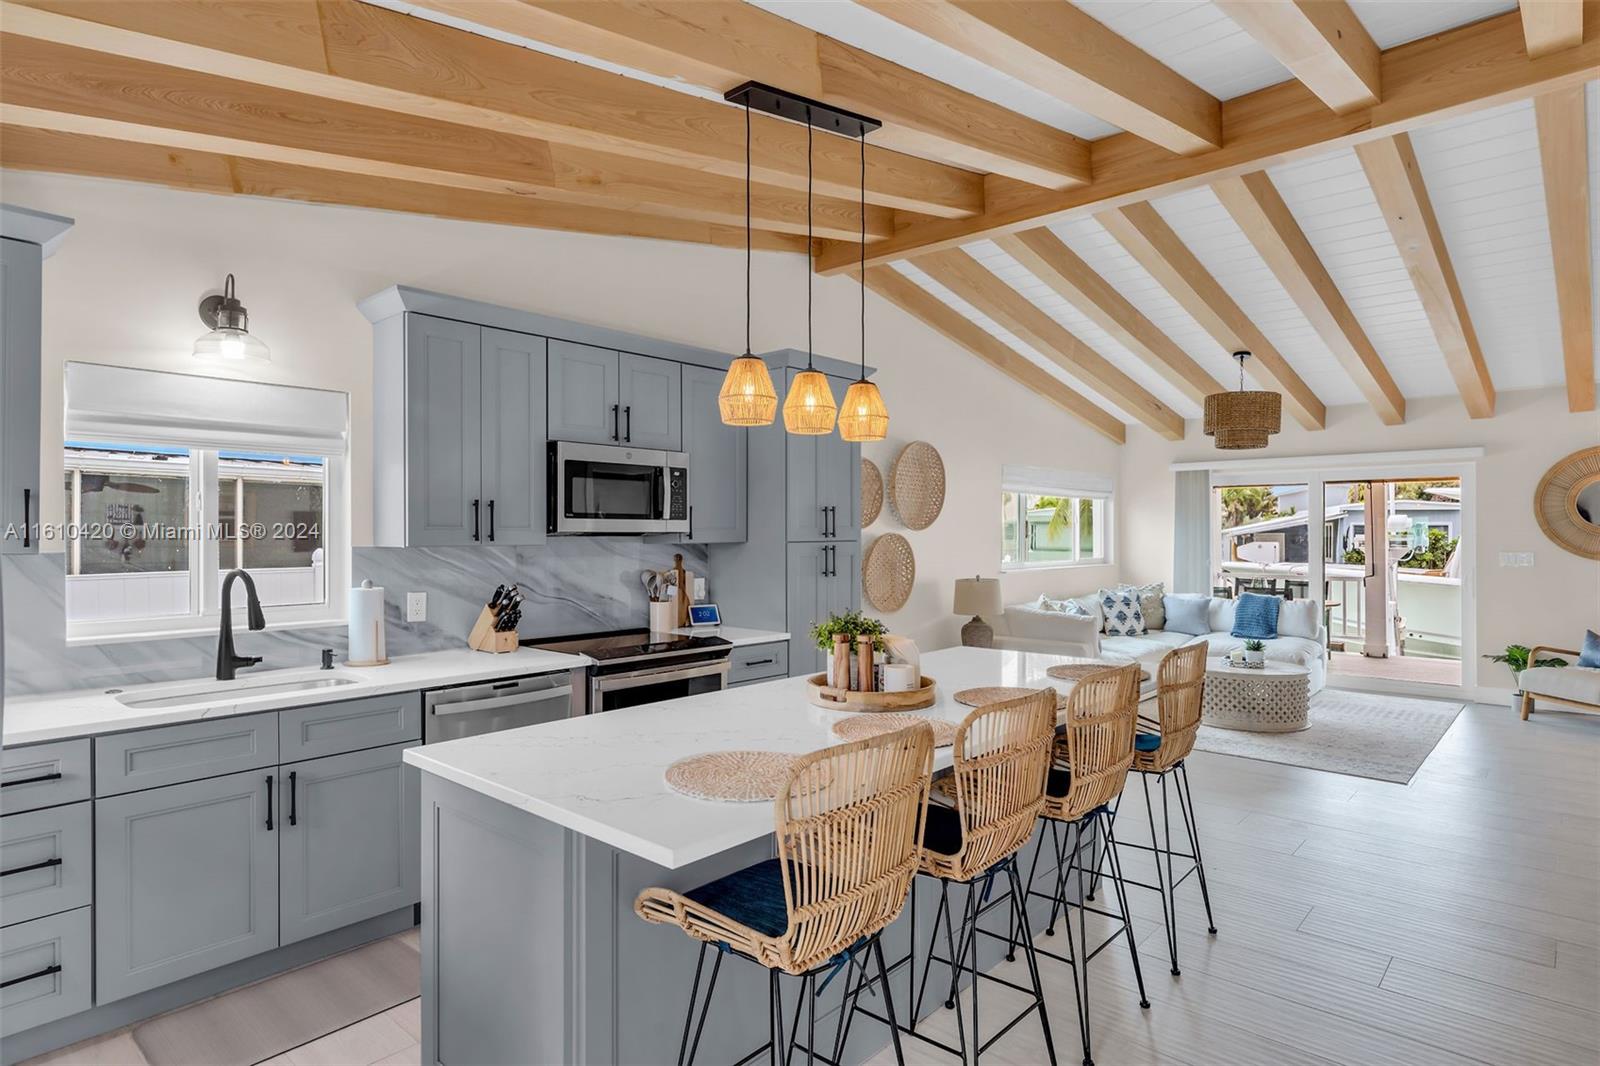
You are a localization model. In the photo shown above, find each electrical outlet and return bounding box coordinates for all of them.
[1498,552,1534,568]
[406,592,427,621]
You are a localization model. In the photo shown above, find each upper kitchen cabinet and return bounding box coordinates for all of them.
[784,371,861,544]
[479,328,547,546]
[548,340,681,450]
[677,365,746,544]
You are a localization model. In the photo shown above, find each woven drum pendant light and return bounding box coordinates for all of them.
[1204,351,1281,450]
[719,101,778,426]
[783,109,837,435]
[839,131,888,443]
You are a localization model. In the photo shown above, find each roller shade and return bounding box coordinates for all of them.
[65,362,348,456]
[1001,465,1113,500]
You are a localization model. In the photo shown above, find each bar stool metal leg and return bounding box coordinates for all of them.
[1160,772,1181,976]
[1097,808,1150,1009]
[1140,773,1179,976]
[1176,762,1218,935]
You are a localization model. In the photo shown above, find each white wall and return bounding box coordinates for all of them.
[1118,389,1600,693]
[3,171,1121,652]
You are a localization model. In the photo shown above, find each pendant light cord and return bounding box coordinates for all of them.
[859,130,866,378]
[806,108,814,370]
[744,100,752,356]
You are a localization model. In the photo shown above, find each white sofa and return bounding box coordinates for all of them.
[992,592,1328,695]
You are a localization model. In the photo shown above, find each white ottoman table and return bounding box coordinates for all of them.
[1202,658,1311,733]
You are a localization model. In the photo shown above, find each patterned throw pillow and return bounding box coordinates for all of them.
[1098,588,1146,637]
[1034,594,1090,618]
[1230,592,1281,640]
[1121,582,1165,630]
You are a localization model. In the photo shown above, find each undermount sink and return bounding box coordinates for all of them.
[114,674,360,710]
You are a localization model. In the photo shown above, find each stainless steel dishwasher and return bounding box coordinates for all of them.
[422,672,574,744]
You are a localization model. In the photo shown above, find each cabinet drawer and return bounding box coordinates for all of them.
[278,692,422,763]
[96,714,278,796]
[0,907,92,1037]
[1,739,91,815]
[728,642,788,687]
[0,802,91,927]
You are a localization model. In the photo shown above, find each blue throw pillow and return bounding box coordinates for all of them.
[1163,595,1212,636]
[1580,630,1600,669]
[1231,593,1280,640]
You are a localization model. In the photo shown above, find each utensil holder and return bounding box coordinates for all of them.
[649,600,677,633]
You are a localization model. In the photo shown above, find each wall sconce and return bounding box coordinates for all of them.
[194,274,270,362]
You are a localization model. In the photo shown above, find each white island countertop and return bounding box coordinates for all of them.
[4,646,591,747]
[405,646,1113,869]
[661,625,789,647]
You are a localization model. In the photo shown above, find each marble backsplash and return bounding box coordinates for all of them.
[2,540,709,696]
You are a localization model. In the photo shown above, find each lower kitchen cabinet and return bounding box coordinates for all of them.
[279,744,419,946]
[0,907,92,1037]
[94,769,279,1003]
[785,541,861,676]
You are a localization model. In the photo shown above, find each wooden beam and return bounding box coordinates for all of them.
[1532,86,1595,411]
[863,266,1126,443]
[3,0,982,218]
[1214,1,1379,114]
[914,248,1186,439]
[1521,1,1586,57]
[411,0,1092,189]
[1352,134,1496,418]
[859,0,1221,155]
[0,123,809,252]
[815,8,1600,272]
[1211,171,1406,424]
[993,229,1226,406]
[1095,203,1326,431]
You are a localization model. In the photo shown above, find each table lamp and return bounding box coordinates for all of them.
[953,576,1001,648]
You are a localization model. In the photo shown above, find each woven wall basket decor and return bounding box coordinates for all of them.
[888,441,945,530]
[863,533,915,612]
[1534,445,1600,560]
[861,458,884,527]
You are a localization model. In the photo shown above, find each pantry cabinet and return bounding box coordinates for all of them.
[0,237,42,556]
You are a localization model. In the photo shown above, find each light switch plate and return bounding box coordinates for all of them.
[406,592,427,621]
[1498,552,1534,568]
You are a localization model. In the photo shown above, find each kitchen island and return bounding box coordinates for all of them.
[405,646,1119,1066]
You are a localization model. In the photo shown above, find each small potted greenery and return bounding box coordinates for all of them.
[1243,638,1266,667]
[1484,645,1567,709]
[812,611,888,690]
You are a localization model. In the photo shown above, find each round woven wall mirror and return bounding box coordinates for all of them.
[863,533,915,612]
[1534,446,1600,560]
[888,441,945,530]
[861,459,883,527]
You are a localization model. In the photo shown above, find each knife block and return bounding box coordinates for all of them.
[467,605,518,654]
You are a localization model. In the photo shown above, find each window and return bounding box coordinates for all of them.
[1000,467,1111,569]
[62,364,347,641]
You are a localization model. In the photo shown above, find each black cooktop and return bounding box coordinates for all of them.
[522,627,731,662]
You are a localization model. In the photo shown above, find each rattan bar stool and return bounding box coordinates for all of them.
[636,726,935,1066]
[1015,662,1149,1066]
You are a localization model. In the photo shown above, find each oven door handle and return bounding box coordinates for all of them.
[429,686,573,717]
[594,659,731,694]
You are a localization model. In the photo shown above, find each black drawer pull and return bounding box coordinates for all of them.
[743,658,775,667]
[0,964,62,990]
[265,774,274,831]
[22,487,31,548]
[1,772,63,788]
[288,770,298,827]
[0,857,63,878]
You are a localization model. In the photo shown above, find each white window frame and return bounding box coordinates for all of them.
[1000,465,1114,572]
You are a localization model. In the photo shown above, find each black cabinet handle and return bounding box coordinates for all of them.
[612,404,621,441]
[0,857,62,878]
[820,506,828,538]
[819,547,828,577]
[472,499,481,542]
[744,658,775,667]
[1,772,62,788]
[0,964,61,991]
[265,774,274,831]
[487,499,496,542]
[21,487,30,548]
[624,405,632,442]
[688,505,694,541]
[288,771,298,827]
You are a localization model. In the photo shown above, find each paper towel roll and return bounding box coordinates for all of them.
[348,580,387,665]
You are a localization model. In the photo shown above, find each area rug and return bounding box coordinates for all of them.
[1192,689,1465,784]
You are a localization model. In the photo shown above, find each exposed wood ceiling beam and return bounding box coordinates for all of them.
[1214,1,1380,114]
[1532,86,1595,412]
[409,0,1092,190]
[914,248,1186,440]
[1211,171,1406,425]
[1353,134,1496,419]
[858,0,1221,156]
[2,0,982,219]
[1095,203,1326,431]
[0,124,809,252]
[993,229,1226,406]
[815,9,1600,272]
[863,266,1125,443]
[1520,1,1586,57]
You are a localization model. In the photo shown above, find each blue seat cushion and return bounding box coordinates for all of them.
[922,803,963,856]
[1580,629,1600,669]
[1135,732,1161,752]
[1230,592,1281,640]
[683,858,789,937]
[1046,768,1071,798]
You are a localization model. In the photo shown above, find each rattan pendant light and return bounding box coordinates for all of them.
[838,130,888,443]
[783,110,837,435]
[719,101,778,426]
[1204,351,1281,450]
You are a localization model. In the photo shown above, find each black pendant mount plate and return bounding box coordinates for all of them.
[725,81,881,139]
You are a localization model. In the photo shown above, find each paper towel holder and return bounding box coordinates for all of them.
[347,579,390,667]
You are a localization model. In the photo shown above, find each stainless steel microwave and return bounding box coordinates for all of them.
[548,441,689,535]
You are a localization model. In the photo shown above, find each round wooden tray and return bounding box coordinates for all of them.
[806,674,937,712]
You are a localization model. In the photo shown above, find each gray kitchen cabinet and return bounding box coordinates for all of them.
[1,739,91,815]
[678,364,746,543]
[784,371,860,543]
[727,641,787,687]
[278,692,421,763]
[547,339,620,445]
[278,743,419,946]
[784,540,860,676]
[405,314,483,546]
[0,801,92,927]
[618,351,681,450]
[0,237,42,556]
[479,328,547,546]
[0,907,92,1037]
[94,769,279,1002]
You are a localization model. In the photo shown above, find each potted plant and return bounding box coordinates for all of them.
[1243,638,1266,667]
[812,611,888,691]
[1484,645,1568,710]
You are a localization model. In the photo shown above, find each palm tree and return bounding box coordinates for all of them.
[1220,486,1280,529]
[1042,496,1093,546]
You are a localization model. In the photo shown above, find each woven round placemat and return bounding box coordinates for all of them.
[861,459,884,527]
[953,686,1067,709]
[1045,663,1152,683]
[888,441,945,530]
[832,713,957,748]
[664,751,799,803]
[863,533,915,612]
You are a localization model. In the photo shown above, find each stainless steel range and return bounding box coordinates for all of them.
[523,628,732,714]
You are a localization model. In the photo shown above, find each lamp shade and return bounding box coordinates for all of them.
[953,576,1001,618]
[783,368,837,435]
[837,379,889,442]
[718,354,777,425]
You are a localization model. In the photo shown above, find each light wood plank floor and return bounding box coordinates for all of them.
[28,702,1599,1066]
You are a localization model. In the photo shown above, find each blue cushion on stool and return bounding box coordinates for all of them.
[1046,768,1071,797]
[922,803,964,856]
[684,858,789,937]
[1135,732,1161,752]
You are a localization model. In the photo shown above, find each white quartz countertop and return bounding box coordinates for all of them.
[662,625,789,647]
[3,647,591,747]
[404,646,1113,870]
